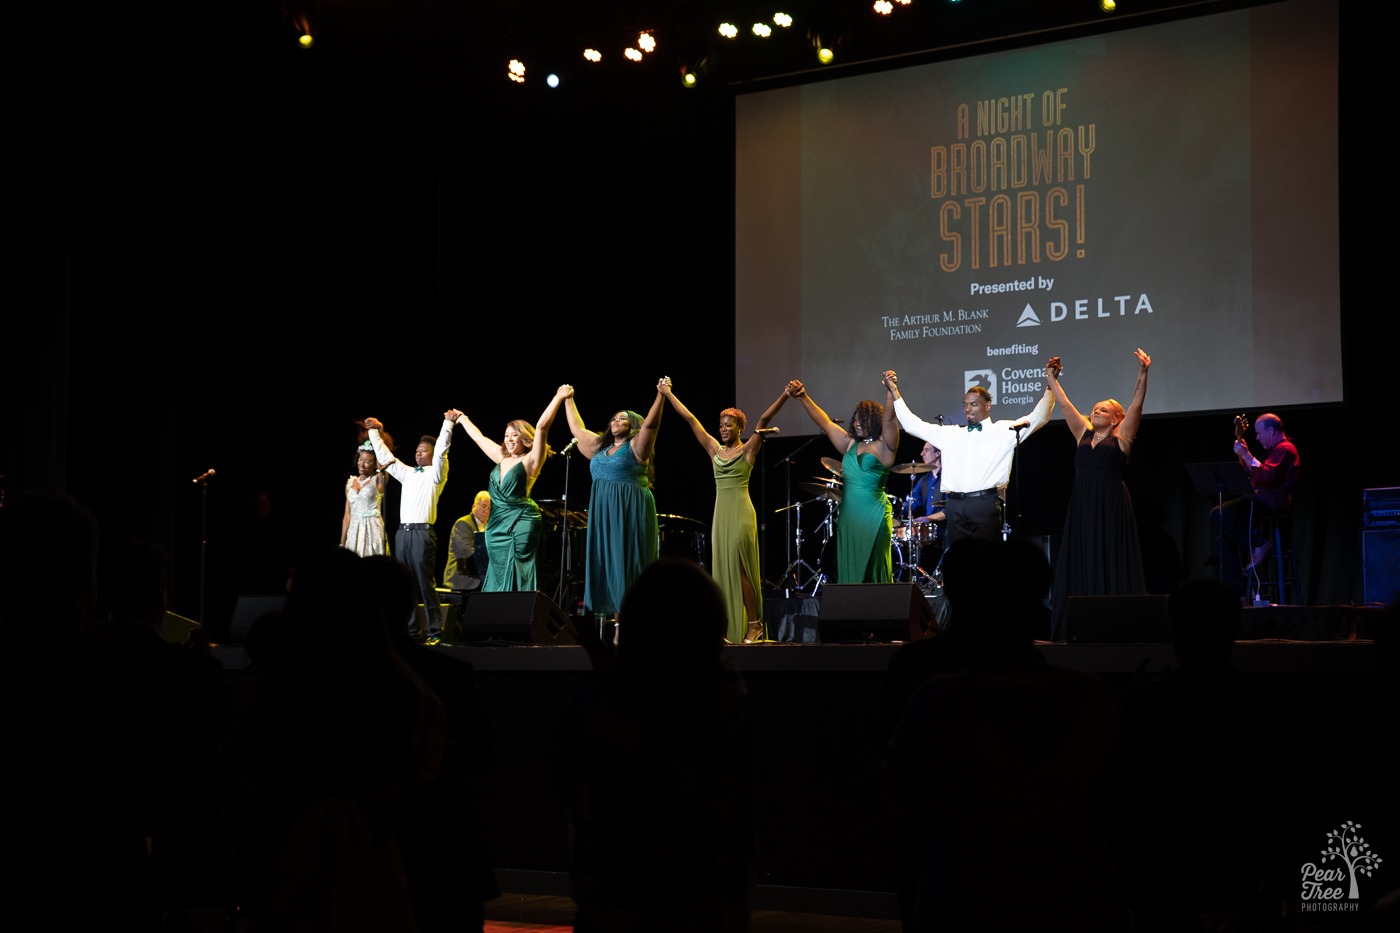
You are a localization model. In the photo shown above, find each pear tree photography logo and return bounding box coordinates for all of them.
[1299,821,1383,912]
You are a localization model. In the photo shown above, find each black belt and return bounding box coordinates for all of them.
[401,522,432,529]
[946,488,998,500]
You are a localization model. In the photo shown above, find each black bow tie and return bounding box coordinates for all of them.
[966,422,982,432]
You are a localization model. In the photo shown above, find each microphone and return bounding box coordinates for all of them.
[1006,420,1030,431]
[832,419,844,425]
[557,437,580,455]
[755,427,780,434]
[191,468,216,484]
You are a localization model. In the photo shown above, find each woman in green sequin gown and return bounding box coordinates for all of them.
[455,387,568,591]
[660,380,793,643]
[789,378,899,584]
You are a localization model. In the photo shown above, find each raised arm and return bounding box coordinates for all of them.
[787,380,850,455]
[458,415,504,464]
[364,417,410,483]
[427,412,458,484]
[560,385,605,460]
[882,371,942,443]
[1044,357,1088,443]
[658,379,720,458]
[631,381,667,464]
[1116,348,1151,456]
[879,378,900,460]
[741,386,794,462]
[524,388,569,477]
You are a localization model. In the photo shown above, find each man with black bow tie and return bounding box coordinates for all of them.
[882,372,1054,546]
[366,410,459,644]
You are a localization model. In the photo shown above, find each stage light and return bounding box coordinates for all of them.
[719,23,739,39]
[546,73,560,88]
[895,0,911,5]
[624,47,643,62]
[583,48,602,62]
[682,70,697,88]
[508,59,526,84]
[298,34,314,49]
[874,1,893,14]
[774,12,793,28]
[817,46,834,64]
[1101,0,1117,9]
[752,23,772,38]
[638,32,655,53]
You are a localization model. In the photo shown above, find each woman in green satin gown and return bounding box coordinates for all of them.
[660,379,793,643]
[788,377,900,584]
[456,387,568,591]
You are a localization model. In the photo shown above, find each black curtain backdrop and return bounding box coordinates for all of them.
[10,3,1382,635]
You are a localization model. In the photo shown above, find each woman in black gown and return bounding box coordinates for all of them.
[1045,348,1151,640]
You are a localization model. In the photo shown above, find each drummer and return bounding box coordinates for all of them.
[905,443,945,527]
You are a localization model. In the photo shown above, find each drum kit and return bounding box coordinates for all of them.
[534,450,946,605]
[777,456,945,596]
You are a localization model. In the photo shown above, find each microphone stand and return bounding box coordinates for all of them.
[553,442,579,612]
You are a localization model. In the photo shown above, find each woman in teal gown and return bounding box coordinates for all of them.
[456,387,568,592]
[789,378,900,584]
[559,381,666,617]
[660,379,793,643]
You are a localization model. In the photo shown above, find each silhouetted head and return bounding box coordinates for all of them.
[940,538,1051,652]
[1167,577,1240,665]
[617,558,726,677]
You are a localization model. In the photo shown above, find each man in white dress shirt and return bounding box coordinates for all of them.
[365,410,460,644]
[882,372,1053,546]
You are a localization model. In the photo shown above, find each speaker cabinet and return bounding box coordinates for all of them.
[817,583,933,643]
[1362,528,1400,605]
[458,590,573,644]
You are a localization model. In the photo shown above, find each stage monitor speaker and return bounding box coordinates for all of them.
[458,590,574,645]
[1362,528,1400,605]
[817,583,932,644]
[1065,595,1170,644]
[228,595,287,644]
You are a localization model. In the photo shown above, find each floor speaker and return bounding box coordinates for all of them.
[1064,595,1170,644]
[1362,528,1400,605]
[458,590,573,644]
[817,583,932,643]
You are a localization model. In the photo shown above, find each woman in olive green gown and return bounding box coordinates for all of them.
[660,380,792,643]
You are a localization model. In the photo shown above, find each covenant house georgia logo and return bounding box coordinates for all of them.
[1299,821,1383,912]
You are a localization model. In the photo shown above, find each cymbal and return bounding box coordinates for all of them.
[820,456,844,476]
[890,462,936,475]
[799,480,843,502]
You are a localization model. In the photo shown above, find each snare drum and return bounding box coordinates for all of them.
[895,520,939,546]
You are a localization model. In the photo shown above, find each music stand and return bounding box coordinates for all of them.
[1184,461,1253,584]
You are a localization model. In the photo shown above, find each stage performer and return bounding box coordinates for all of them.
[444,491,491,592]
[659,379,792,643]
[366,411,459,644]
[455,388,567,593]
[788,377,899,584]
[882,371,1054,546]
[560,381,665,619]
[341,440,389,557]
[904,442,946,527]
[1213,412,1300,600]
[1044,349,1151,639]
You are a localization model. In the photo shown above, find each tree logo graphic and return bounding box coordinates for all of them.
[1300,821,1383,904]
